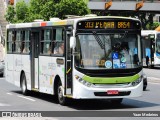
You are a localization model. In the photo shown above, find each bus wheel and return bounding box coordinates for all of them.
[21,74,28,95]
[57,82,67,105]
[149,65,154,69]
[0,73,3,77]
[111,98,123,104]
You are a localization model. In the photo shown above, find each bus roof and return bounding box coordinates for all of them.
[6,16,140,29]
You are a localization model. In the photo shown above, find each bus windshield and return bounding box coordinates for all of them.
[75,32,141,69]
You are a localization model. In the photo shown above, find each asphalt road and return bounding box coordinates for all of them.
[143,67,160,83]
[0,68,160,119]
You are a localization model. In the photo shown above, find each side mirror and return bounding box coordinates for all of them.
[70,36,76,49]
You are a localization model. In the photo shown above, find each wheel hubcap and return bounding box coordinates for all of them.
[58,87,63,102]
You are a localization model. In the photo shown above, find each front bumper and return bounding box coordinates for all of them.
[72,79,143,99]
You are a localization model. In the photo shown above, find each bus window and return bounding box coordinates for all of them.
[40,29,52,55]
[53,28,64,55]
[7,31,13,53]
[54,42,64,55]
[56,28,63,41]
[22,30,30,54]
[12,31,16,52]
[15,31,22,53]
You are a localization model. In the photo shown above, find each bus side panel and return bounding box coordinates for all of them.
[5,54,14,84]
[39,56,65,95]
[21,55,31,90]
[13,54,22,87]
[39,56,52,94]
[50,57,65,95]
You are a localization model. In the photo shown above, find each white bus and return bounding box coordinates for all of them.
[5,16,143,105]
[141,30,160,68]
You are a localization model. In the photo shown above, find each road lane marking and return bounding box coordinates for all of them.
[147,77,160,84]
[147,77,160,80]
[148,82,160,85]
[7,93,13,95]
[0,103,11,106]
[17,95,36,102]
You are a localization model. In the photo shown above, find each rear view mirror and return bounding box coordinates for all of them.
[70,36,76,49]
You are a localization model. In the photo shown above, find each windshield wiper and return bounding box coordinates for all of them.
[92,31,108,59]
[92,31,105,49]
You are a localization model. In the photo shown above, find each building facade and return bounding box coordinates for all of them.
[88,0,160,12]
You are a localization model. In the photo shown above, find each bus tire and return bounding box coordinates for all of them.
[21,73,28,95]
[57,81,68,105]
[111,98,123,104]
[149,65,154,69]
[0,73,3,77]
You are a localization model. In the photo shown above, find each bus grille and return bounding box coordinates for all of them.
[93,83,131,88]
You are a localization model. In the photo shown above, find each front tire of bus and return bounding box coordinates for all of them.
[21,73,28,95]
[57,82,67,105]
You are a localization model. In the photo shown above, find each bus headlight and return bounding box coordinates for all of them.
[131,76,142,86]
[75,75,94,87]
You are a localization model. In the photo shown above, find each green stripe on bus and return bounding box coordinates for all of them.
[82,74,140,84]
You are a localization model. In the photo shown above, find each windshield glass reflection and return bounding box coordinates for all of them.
[75,33,141,69]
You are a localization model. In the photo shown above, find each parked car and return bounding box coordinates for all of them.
[143,73,148,91]
[0,60,4,77]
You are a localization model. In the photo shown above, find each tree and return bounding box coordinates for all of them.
[55,0,90,19]
[27,0,46,21]
[40,1,56,21]
[5,0,90,23]
[15,0,29,23]
[5,5,15,23]
[146,22,160,30]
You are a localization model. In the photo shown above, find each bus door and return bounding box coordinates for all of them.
[65,30,72,95]
[31,30,40,90]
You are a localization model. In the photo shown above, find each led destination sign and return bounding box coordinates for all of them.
[84,21,115,29]
[77,20,140,29]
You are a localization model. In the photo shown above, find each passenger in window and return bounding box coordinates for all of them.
[54,42,64,55]
[133,54,139,65]
[23,47,29,53]
[113,42,121,53]
[47,46,52,54]
[146,56,149,67]
[120,42,129,56]
[17,43,22,52]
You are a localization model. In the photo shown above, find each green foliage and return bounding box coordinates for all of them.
[15,0,28,22]
[5,0,90,23]
[55,0,90,19]
[146,22,160,30]
[40,1,56,21]
[5,5,15,23]
[29,0,46,15]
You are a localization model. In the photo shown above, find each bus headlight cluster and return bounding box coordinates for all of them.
[131,77,142,86]
[75,75,94,87]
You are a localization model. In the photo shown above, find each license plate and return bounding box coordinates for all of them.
[107,90,119,95]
